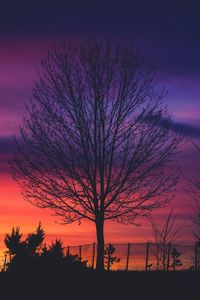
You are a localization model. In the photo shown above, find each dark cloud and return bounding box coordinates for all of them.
[0,1,200,39]
[0,136,18,174]
[145,114,200,140]
[1,1,200,77]
[0,136,16,154]
[0,1,158,35]
[0,137,15,174]
[172,122,200,140]
[1,114,200,161]
[0,156,11,174]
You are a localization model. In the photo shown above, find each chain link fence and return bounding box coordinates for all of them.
[0,242,198,271]
[65,242,198,271]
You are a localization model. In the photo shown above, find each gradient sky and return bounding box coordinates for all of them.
[0,1,200,254]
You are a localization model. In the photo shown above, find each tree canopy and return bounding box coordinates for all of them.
[12,39,181,270]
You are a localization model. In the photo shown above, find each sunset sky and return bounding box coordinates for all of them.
[0,2,200,255]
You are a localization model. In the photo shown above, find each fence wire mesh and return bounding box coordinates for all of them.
[0,242,197,271]
[65,242,197,271]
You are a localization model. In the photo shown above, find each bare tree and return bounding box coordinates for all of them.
[189,145,200,236]
[148,208,181,270]
[191,191,200,253]
[188,145,200,270]
[12,39,181,270]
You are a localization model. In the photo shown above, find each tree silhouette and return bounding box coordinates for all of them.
[148,208,181,270]
[187,144,200,269]
[4,226,23,258]
[12,39,181,270]
[188,145,200,236]
[26,222,45,256]
[49,239,64,258]
[171,247,182,271]
[4,223,45,271]
[104,243,120,270]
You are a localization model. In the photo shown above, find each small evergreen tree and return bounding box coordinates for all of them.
[195,238,200,270]
[41,243,48,256]
[104,244,120,271]
[49,239,64,259]
[4,227,23,257]
[171,247,183,271]
[26,222,45,256]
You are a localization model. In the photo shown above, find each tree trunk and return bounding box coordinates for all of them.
[95,220,105,271]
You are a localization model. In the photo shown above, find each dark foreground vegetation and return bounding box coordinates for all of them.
[0,270,198,300]
[1,224,198,299]
[3,224,88,273]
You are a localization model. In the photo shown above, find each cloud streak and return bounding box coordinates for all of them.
[145,114,200,140]
[171,121,200,139]
[1,115,200,158]
[0,136,17,154]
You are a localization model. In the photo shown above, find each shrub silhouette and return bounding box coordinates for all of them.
[4,225,88,272]
[104,244,120,270]
[4,226,23,257]
[26,222,45,256]
[48,239,64,258]
[171,247,183,271]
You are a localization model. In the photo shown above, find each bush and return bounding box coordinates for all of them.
[4,225,88,273]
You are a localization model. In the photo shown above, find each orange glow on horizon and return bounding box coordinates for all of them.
[0,169,195,258]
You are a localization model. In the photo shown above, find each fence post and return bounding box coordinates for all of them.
[195,242,198,271]
[167,243,171,271]
[92,242,96,269]
[67,246,70,256]
[79,245,82,261]
[126,243,131,271]
[162,243,167,271]
[107,247,111,271]
[145,242,150,271]
[3,253,7,272]
[156,244,159,270]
